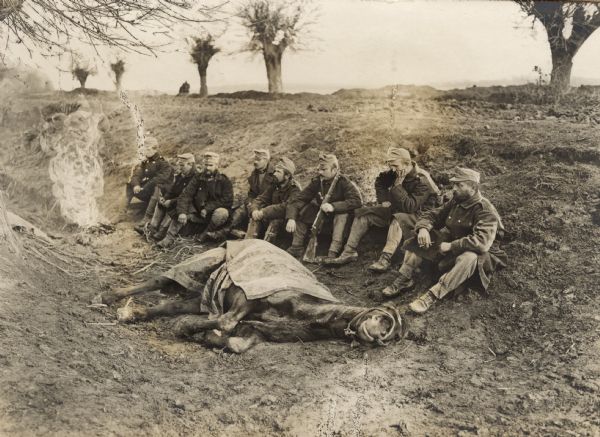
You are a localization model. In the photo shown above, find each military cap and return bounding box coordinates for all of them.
[385,147,411,163]
[203,151,220,164]
[253,149,271,160]
[177,153,195,163]
[450,167,480,184]
[318,153,339,168]
[275,157,296,175]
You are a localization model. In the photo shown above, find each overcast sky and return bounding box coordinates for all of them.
[9,0,600,93]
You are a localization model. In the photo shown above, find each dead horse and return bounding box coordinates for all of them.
[97,239,406,353]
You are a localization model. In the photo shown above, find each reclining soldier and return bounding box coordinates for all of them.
[125,136,173,214]
[286,153,362,259]
[208,149,275,240]
[381,167,507,313]
[245,157,301,242]
[136,153,198,240]
[325,146,439,271]
[156,151,233,248]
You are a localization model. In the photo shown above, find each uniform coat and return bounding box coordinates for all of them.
[250,179,302,221]
[288,174,362,223]
[177,170,234,216]
[130,154,173,190]
[404,191,507,291]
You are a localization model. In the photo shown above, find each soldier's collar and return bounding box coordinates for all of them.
[458,191,482,208]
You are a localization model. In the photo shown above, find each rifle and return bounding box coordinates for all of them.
[303,172,341,263]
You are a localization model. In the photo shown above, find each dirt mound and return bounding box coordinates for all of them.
[333,84,441,100]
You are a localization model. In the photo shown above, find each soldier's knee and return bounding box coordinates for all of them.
[457,251,478,264]
[211,208,229,227]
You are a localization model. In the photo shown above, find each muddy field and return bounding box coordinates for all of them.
[0,87,599,436]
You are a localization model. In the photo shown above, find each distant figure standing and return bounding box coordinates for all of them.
[178,81,190,95]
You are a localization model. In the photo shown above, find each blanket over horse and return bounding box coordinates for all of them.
[161,239,337,315]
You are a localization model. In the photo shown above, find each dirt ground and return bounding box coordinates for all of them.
[0,86,599,436]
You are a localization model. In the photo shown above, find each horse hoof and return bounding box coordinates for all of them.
[227,336,253,354]
[116,305,135,323]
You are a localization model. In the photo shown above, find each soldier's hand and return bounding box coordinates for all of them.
[417,228,432,248]
[439,242,451,254]
[178,214,188,224]
[163,199,172,208]
[321,202,334,213]
[200,209,207,218]
[133,185,142,194]
[252,210,263,221]
[286,219,296,233]
[394,169,407,186]
[381,201,392,208]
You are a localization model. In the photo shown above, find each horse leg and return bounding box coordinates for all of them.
[117,296,203,323]
[99,276,175,305]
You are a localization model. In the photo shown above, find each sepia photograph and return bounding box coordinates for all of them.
[0,0,598,435]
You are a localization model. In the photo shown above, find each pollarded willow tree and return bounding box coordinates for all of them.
[71,52,97,89]
[238,0,316,94]
[517,1,600,93]
[110,58,126,91]
[188,34,220,97]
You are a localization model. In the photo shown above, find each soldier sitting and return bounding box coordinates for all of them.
[286,153,362,259]
[136,153,198,239]
[125,136,173,213]
[325,146,439,271]
[209,149,275,240]
[157,151,233,248]
[381,167,507,313]
[245,157,301,242]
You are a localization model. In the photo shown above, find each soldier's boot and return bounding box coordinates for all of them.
[157,235,175,249]
[323,249,358,266]
[204,229,229,241]
[409,290,437,314]
[229,229,246,240]
[151,222,170,241]
[368,252,392,273]
[381,273,414,298]
[287,222,309,258]
[133,219,150,235]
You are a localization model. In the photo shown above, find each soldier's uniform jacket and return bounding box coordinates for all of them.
[251,179,302,220]
[412,191,507,291]
[247,162,276,201]
[288,173,362,220]
[163,167,198,201]
[130,154,173,189]
[375,163,437,214]
[177,170,234,216]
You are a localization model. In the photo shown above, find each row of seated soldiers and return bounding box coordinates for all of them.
[126,137,507,314]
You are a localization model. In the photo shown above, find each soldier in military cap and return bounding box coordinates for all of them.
[138,153,199,239]
[125,136,174,212]
[208,148,275,241]
[156,151,233,248]
[380,167,507,313]
[325,146,439,270]
[245,156,302,242]
[286,153,362,258]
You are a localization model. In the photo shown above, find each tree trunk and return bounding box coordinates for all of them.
[115,73,123,91]
[549,48,573,93]
[198,64,208,97]
[75,70,89,89]
[263,45,283,94]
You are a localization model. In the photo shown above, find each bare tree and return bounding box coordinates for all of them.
[70,52,97,89]
[0,0,218,55]
[188,34,220,97]
[238,0,315,94]
[517,1,600,93]
[110,58,126,92]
